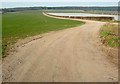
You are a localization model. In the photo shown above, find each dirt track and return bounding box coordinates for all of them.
[2,14,118,82]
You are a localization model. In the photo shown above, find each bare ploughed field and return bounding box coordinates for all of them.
[3,15,118,82]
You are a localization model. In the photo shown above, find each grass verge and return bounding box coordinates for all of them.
[100,23,120,47]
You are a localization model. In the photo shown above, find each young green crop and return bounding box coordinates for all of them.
[2,11,84,57]
[0,14,2,59]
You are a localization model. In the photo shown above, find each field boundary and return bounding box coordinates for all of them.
[44,12,114,21]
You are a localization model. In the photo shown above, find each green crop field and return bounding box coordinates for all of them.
[2,11,84,57]
[0,14,2,59]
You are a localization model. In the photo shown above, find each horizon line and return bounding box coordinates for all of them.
[1,5,118,9]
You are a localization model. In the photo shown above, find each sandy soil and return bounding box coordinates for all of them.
[2,14,118,82]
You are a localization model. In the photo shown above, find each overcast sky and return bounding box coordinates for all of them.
[1,0,120,8]
[1,0,120,2]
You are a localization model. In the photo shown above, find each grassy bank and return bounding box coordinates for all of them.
[2,11,84,58]
[100,23,120,47]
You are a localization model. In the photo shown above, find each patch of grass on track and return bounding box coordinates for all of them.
[100,23,120,47]
[2,11,84,58]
